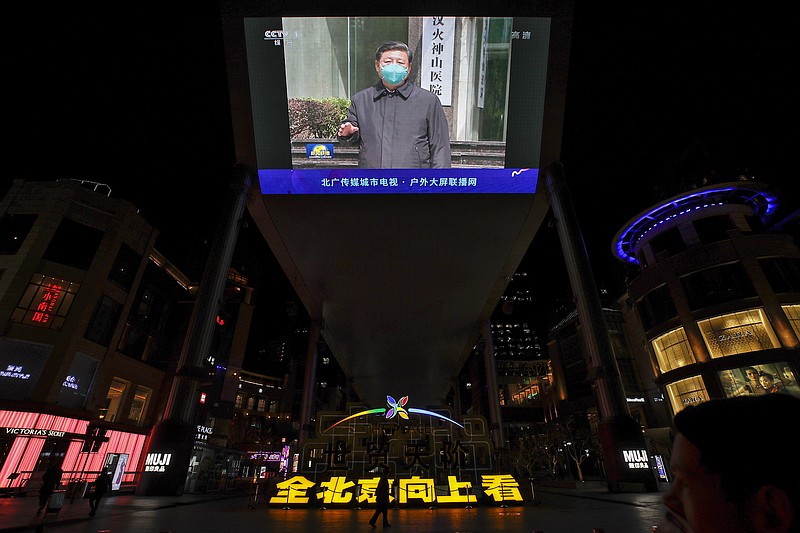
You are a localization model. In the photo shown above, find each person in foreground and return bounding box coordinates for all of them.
[658,393,799,532]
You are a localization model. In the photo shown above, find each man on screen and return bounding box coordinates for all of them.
[337,41,452,169]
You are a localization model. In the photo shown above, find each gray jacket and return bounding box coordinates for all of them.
[338,81,451,168]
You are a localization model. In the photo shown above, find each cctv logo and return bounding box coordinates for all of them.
[263,30,284,41]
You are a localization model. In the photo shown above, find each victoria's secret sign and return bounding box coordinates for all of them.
[4,427,85,439]
[5,427,65,437]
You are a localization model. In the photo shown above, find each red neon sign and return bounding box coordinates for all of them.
[31,283,63,324]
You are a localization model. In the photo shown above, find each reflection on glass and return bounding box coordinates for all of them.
[128,385,152,425]
[100,377,129,422]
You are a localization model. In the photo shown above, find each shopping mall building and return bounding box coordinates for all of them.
[2,176,797,501]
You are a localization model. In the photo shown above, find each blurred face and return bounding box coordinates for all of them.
[662,434,750,532]
[759,375,773,388]
[746,369,759,381]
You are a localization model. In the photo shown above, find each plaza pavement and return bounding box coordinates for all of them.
[0,481,668,533]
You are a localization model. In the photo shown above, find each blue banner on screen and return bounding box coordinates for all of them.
[259,168,538,194]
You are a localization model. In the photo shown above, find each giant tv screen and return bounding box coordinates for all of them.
[242,16,552,194]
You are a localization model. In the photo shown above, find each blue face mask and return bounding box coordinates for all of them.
[381,63,408,85]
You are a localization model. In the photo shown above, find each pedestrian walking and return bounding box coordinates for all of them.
[36,461,63,514]
[368,468,391,528]
[88,470,113,516]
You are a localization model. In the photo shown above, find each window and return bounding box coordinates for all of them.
[509,381,541,405]
[84,296,122,346]
[108,243,141,292]
[558,333,592,397]
[42,218,103,270]
[130,261,179,333]
[99,377,130,422]
[11,273,79,330]
[118,263,182,360]
[246,397,255,410]
[0,213,37,254]
[257,398,266,412]
[615,358,639,395]
[132,286,156,323]
[665,376,708,415]
[761,258,800,294]
[480,18,515,141]
[0,339,51,401]
[744,214,764,232]
[693,214,734,245]
[128,385,152,425]
[56,352,98,409]
[637,285,678,330]
[783,305,800,339]
[681,263,756,311]
[651,327,695,372]
[33,439,69,473]
[698,308,780,358]
[116,324,148,360]
[649,227,686,258]
[235,394,244,409]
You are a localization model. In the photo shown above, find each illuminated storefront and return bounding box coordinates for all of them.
[0,410,146,490]
[651,308,800,414]
[613,182,800,426]
[246,446,290,480]
[183,423,246,492]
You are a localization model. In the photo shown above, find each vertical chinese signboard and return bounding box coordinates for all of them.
[421,17,455,106]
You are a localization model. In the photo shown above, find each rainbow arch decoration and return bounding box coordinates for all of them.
[324,395,464,433]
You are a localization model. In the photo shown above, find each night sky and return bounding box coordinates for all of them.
[5,3,795,340]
